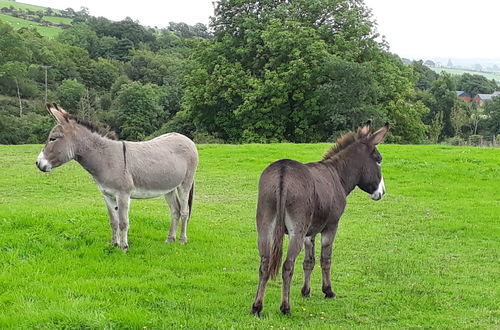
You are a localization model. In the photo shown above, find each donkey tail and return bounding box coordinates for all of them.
[188,181,194,219]
[269,165,287,280]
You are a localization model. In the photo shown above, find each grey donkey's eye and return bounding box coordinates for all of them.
[49,137,57,142]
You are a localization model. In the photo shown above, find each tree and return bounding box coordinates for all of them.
[384,97,428,143]
[456,73,497,96]
[113,82,166,140]
[183,0,419,142]
[84,16,155,48]
[0,21,31,65]
[469,103,482,135]
[111,38,134,61]
[428,111,444,143]
[152,29,183,51]
[0,62,28,115]
[317,56,379,137]
[57,79,86,111]
[411,60,439,90]
[91,58,122,90]
[168,22,210,39]
[57,23,101,59]
[425,73,456,137]
[450,101,468,137]
[484,96,500,135]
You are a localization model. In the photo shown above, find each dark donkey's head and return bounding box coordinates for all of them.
[325,121,389,200]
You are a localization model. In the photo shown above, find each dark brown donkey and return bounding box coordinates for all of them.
[251,121,389,316]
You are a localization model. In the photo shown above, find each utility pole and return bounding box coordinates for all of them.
[41,65,52,104]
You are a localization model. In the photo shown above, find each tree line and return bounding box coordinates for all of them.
[0,0,498,145]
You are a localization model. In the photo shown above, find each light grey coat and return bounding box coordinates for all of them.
[36,104,198,251]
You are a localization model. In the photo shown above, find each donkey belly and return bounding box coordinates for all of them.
[131,187,176,199]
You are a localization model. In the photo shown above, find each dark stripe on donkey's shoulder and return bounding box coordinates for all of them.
[122,141,127,168]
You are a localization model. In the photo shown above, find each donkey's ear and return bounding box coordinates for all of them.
[53,103,70,116]
[46,103,58,121]
[369,122,389,145]
[46,103,70,124]
[358,120,372,137]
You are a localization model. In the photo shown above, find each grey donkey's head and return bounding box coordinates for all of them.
[36,104,79,172]
[36,104,117,172]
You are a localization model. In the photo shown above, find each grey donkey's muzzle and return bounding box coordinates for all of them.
[36,151,52,172]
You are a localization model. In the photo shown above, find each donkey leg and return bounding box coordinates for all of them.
[251,255,270,316]
[117,193,131,252]
[165,191,180,243]
[178,184,192,244]
[251,224,272,316]
[301,236,316,297]
[103,195,120,246]
[280,234,305,315]
[320,224,339,298]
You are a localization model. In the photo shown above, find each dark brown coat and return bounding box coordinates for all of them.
[252,122,389,316]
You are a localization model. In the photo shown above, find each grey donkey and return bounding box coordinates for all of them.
[36,104,198,251]
[252,121,389,315]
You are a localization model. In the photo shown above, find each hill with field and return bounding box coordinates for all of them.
[0,0,75,37]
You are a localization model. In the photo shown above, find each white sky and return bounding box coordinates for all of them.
[26,0,500,60]
[364,0,499,60]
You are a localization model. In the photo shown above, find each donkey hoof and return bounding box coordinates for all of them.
[280,304,291,316]
[301,286,311,297]
[179,237,188,244]
[324,291,336,299]
[121,245,129,252]
[251,303,263,316]
[166,236,176,243]
[112,242,119,247]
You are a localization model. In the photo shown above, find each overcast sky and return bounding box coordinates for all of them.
[26,0,500,61]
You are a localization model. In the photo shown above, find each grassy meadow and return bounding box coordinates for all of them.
[0,143,499,328]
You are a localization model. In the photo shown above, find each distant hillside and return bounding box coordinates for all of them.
[430,67,500,83]
[0,0,74,37]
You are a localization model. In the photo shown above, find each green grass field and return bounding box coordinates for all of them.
[0,144,499,328]
[431,67,500,83]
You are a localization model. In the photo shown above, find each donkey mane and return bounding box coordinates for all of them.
[322,132,358,160]
[70,115,118,140]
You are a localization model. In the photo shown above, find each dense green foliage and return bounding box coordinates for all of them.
[182,0,426,143]
[0,13,201,142]
[0,0,498,144]
[0,143,499,327]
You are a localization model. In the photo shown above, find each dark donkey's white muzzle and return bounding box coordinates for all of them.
[370,176,385,201]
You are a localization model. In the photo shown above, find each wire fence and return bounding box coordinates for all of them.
[443,135,499,147]
[467,135,498,147]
